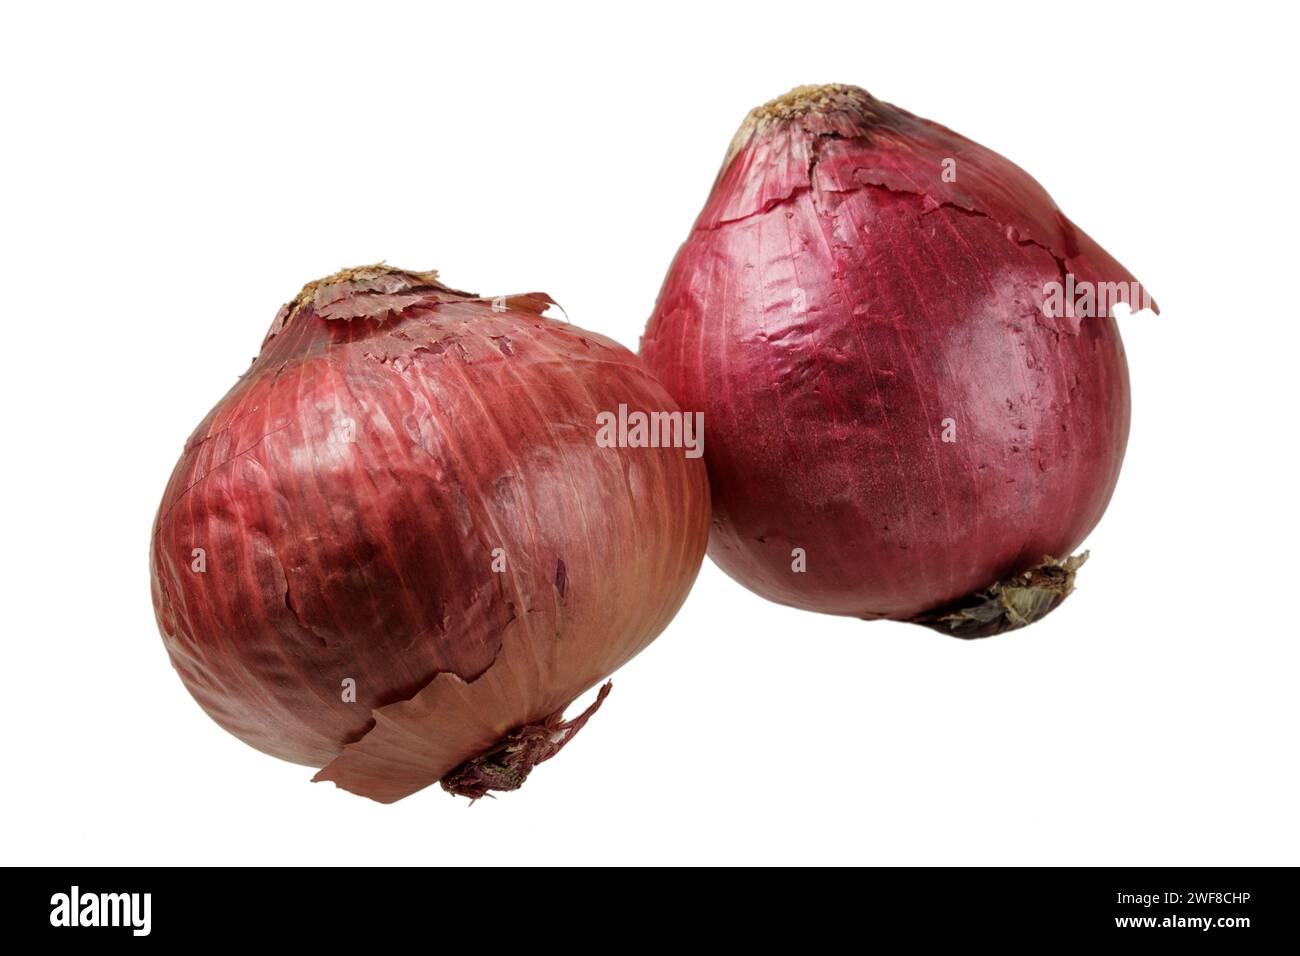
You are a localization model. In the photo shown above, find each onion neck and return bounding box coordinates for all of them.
[725,83,883,165]
[261,264,477,350]
[278,264,456,326]
[749,83,876,122]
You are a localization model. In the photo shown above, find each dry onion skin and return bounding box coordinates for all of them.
[641,85,1156,636]
[151,266,710,801]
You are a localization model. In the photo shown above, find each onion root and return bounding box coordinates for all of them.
[911,553,1089,639]
[439,682,613,800]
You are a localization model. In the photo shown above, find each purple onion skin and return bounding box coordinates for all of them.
[641,85,1154,626]
[151,267,709,801]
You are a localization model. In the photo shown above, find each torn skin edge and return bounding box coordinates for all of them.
[910,552,1089,639]
[440,682,612,802]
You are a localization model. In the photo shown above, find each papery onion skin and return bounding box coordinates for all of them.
[150,266,709,801]
[640,85,1155,632]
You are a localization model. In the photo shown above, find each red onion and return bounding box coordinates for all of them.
[151,266,709,801]
[641,85,1156,636]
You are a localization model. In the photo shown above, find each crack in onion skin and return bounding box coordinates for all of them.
[640,85,1155,627]
[150,266,710,801]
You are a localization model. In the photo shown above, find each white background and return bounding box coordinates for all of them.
[3,1,1296,866]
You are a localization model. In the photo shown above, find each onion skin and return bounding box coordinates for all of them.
[151,266,709,801]
[640,85,1154,631]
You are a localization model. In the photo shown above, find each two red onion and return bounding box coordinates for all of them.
[151,85,1151,800]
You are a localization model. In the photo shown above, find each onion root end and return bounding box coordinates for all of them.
[439,682,613,801]
[911,552,1089,639]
